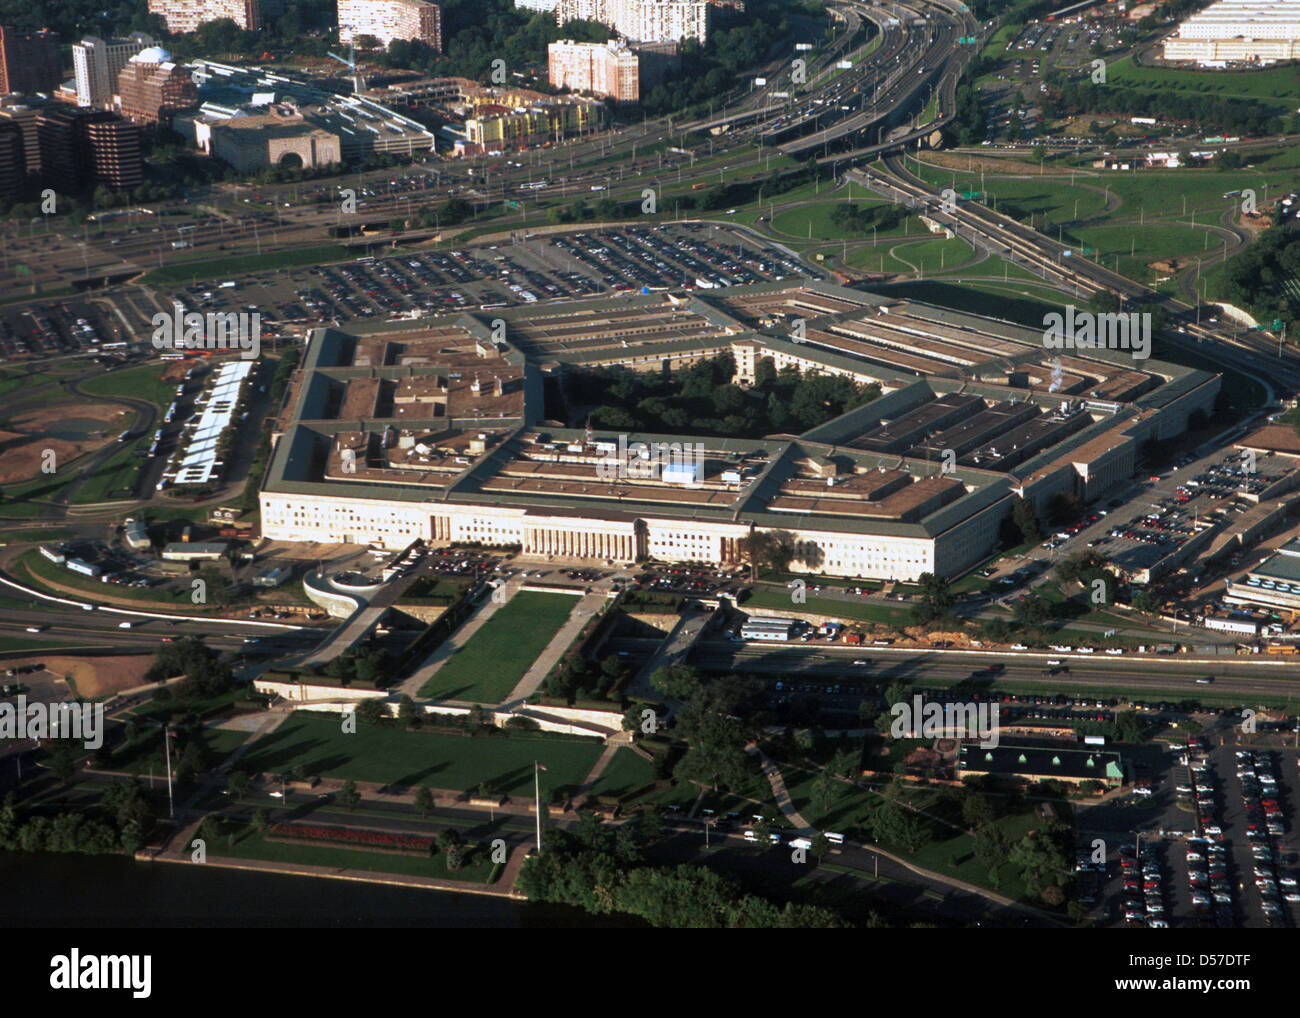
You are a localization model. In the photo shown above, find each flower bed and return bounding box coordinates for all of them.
[266,822,435,857]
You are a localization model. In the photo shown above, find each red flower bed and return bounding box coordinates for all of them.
[270,822,434,853]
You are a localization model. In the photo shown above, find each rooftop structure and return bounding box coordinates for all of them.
[259,281,1219,580]
[1163,0,1300,64]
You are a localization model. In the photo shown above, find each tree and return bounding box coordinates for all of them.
[415,785,435,818]
[650,664,702,701]
[962,791,996,830]
[356,699,385,725]
[445,843,465,871]
[228,770,251,800]
[1010,496,1043,544]
[47,741,78,784]
[397,695,421,728]
[338,779,361,810]
[810,770,840,815]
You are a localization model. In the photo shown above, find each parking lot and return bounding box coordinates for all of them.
[0,224,811,367]
[1079,723,1300,928]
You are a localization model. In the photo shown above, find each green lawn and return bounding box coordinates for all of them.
[14,549,214,610]
[770,198,912,242]
[743,588,909,626]
[68,436,150,504]
[783,763,1045,901]
[879,235,975,276]
[0,636,78,653]
[80,363,175,410]
[419,590,579,703]
[213,825,500,883]
[586,748,656,799]
[240,713,603,798]
[1104,55,1300,109]
[138,244,355,285]
[109,725,249,776]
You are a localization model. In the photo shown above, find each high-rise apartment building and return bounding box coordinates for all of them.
[0,26,63,96]
[146,0,262,34]
[117,49,198,126]
[337,0,443,49]
[72,33,155,108]
[553,0,708,43]
[548,39,641,101]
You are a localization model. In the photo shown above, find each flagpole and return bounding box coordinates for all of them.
[164,727,174,820]
[534,760,542,853]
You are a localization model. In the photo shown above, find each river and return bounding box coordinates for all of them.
[0,853,629,927]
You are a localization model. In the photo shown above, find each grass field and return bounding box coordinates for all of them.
[742,588,909,626]
[109,725,249,776]
[68,436,149,504]
[213,824,500,883]
[1068,222,1223,283]
[586,748,656,799]
[418,590,578,703]
[240,714,603,798]
[1104,55,1300,109]
[782,764,1043,900]
[138,244,356,285]
[14,548,211,610]
[771,199,917,243]
[878,235,975,275]
[79,362,175,410]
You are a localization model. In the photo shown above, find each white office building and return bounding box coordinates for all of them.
[72,33,155,108]
[1163,0,1300,64]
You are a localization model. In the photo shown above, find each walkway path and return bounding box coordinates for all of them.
[571,731,634,807]
[749,745,812,832]
[397,581,519,697]
[500,588,604,707]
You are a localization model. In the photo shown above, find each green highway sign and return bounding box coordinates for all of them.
[506,200,521,209]
[961,190,982,199]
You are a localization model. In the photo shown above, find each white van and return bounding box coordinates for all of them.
[118,621,134,629]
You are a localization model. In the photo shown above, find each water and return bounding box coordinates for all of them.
[0,853,624,927]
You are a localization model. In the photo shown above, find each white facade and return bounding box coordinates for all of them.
[1164,0,1300,63]
[338,0,443,48]
[259,485,998,580]
[72,34,155,108]
[555,0,709,44]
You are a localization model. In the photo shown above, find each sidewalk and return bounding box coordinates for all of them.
[398,582,519,698]
[500,588,604,707]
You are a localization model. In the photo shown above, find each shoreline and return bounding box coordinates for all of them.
[138,849,526,900]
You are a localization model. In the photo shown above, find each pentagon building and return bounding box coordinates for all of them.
[259,282,1219,580]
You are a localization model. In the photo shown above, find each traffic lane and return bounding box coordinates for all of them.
[691,642,1300,690]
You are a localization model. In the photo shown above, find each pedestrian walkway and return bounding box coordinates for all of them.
[499,588,604,707]
[750,745,812,832]
[398,582,519,697]
[571,731,633,807]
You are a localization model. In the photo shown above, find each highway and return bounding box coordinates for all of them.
[689,641,1300,704]
[847,155,1300,397]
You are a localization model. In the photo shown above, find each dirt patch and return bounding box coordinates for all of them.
[8,654,155,698]
[0,402,134,485]
[918,150,1085,179]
